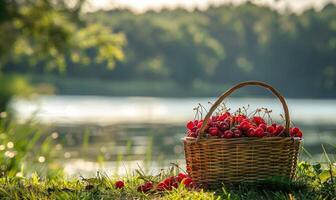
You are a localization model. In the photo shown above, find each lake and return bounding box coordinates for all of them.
[10,96,336,176]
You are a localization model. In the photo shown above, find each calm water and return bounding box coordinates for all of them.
[10,96,336,176]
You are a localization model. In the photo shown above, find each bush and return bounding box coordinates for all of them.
[0,74,34,111]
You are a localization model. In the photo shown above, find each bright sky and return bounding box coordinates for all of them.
[84,0,336,13]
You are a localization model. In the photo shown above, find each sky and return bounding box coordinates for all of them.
[84,0,336,13]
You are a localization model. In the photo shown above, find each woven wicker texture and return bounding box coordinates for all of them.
[182,81,301,187]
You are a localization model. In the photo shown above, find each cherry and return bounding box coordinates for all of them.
[137,185,145,192]
[172,182,178,188]
[187,109,303,139]
[247,128,255,137]
[163,177,174,185]
[232,129,242,137]
[211,116,219,122]
[186,120,204,138]
[197,120,203,128]
[188,128,200,138]
[181,177,193,187]
[292,127,300,133]
[238,120,251,131]
[157,176,176,191]
[252,116,265,125]
[275,125,284,135]
[218,112,230,121]
[157,182,170,191]
[208,127,219,136]
[176,173,188,182]
[115,180,125,189]
[223,130,233,138]
[296,131,303,138]
[234,114,247,123]
[290,127,303,138]
[137,181,153,193]
[290,128,295,137]
[186,121,195,130]
[218,121,230,131]
[255,127,265,137]
[224,117,233,126]
[266,126,275,134]
[258,123,267,131]
[187,120,203,131]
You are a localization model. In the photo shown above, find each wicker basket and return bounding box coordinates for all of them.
[182,81,301,187]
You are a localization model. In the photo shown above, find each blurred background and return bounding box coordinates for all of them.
[0,0,335,178]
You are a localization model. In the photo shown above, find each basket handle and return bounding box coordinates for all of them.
[198,81,290,140]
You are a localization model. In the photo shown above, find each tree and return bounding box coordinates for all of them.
[0,0,126,72]
[0,0,126,110]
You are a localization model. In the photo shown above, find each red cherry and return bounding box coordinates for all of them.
[238,121,251,131]
[187,129,200,138]
[258,123,267,131]
[176,173,188,182]
[181,177,193,187]
[296,131,303,138]
[234,114,247,123]
[208,120,215,127]
[232,129,242,137]
[218,112,230,121]
[197,120,203,128]
[266,126,275,134]
[255,127,265,137]
[275,125,284,135]
[218,122,230,131]
[186,121,195,130]
[137,181,153,193]
[145,181,153,188]
[211,116,219,122]
[292,127,300,133]
[223,130,233,138]
[115,180,125,189]
[157,177,175,191]
[247,128,255,137]
[290,128,295,137]
[157,182,170,191]
[163,177,174,185]
[208,127,219,136]
[137,185,146,192]
[252,116,265,125]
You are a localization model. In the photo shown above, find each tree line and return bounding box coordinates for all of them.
[3,2,336,98]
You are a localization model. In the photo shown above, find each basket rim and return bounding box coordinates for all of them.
[181,136,303,143]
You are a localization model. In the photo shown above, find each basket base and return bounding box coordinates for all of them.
[183,137,301,187]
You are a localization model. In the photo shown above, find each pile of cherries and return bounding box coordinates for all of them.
[186,111,303,139]
[114,172,194,193]
[155,173,194,191]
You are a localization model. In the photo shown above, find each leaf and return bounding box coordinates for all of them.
[312,163,322,174]
[319,170,335,183]
[81,177,99,184]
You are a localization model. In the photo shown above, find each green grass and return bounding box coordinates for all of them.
[0,111,335,199]
[0,161,335,200]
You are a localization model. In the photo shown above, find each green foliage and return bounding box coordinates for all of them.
[0,162,335,199]
[296,161,336,199]
[93,3,336,94]
[0,74,34,111]
[2,2,336,97]
[0,0,126,72]
[0,115,61,178]
[0,0,126,110]
[22,2,334,98]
